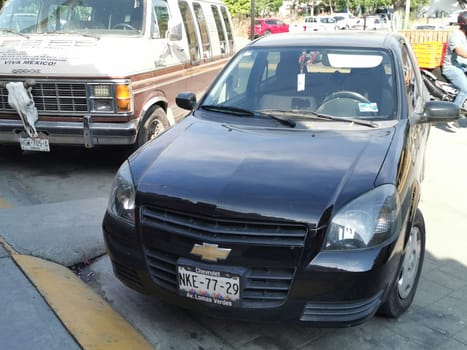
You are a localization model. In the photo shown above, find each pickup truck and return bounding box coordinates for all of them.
[291,15,337,32]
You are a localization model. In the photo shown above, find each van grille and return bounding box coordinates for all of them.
[0,81,88,114]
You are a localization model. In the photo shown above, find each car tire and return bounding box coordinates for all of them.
[134,106,169,149]
[379,208,425,318]
[264,30,272,36]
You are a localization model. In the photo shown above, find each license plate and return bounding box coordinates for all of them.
[177,265,240,307]
[19,135,50,152]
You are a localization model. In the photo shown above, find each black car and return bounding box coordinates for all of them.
[102,32,459,326]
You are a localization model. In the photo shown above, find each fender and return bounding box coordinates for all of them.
[139,96,170,125]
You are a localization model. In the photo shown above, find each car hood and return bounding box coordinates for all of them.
[134,119,395,225]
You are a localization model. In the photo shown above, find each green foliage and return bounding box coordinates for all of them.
[224,0,251,17]
[224,0,283,17]
[224,0,432,17]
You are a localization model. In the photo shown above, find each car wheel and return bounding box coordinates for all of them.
[379,208,425,318]
[264,30,272,36]
[135,106,169,149]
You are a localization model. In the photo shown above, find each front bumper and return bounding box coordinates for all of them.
[0,116,139,147]
[102,212,403,327]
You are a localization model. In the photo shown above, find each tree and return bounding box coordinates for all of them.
[224,0,283,17]
[224,0,251,17]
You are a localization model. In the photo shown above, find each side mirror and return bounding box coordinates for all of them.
[176,92,197,111]
[167,19,182,41]
[419,100,460,123]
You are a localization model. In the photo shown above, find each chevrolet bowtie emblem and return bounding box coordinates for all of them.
[190,243,231,262]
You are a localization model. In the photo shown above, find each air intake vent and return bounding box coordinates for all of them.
[144,248,295,307]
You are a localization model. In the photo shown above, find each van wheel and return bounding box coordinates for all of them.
[378,209,425,318]
[135,106,169,148]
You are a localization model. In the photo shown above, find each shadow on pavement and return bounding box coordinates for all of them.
[435,117,467,133]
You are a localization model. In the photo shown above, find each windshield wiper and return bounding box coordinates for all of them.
[260,109,378,128]
[200,105,296,127]
[0,28,29,39]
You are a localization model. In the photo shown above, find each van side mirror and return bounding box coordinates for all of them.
[167,19,182,41]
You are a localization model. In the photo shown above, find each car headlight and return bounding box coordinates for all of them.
[324,184,401,250]
[108,160,136,224]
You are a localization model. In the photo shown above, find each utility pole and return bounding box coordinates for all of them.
[404,0,411,29]
[250,0,255,40]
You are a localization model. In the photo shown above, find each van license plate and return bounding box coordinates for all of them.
[177,265,240,306]
[19,136,50,152]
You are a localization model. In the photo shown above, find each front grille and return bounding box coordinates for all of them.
[0,81,88,113]
[141,206,308,247]
[113,261,143,290]
[243,268,294,306]
[144,248,295,307]
[145,249,178,291]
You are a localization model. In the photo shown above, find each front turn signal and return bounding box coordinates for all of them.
[116,84,132,112]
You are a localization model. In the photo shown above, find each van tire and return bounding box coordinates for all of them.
[135,106,169,149]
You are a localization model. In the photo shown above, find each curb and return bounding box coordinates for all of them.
[1,238,154,350]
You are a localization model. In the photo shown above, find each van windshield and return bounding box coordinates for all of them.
[0,0,145,35]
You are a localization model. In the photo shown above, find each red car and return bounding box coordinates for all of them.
[248,18,289,38]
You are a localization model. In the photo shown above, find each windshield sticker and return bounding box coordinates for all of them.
[359,102,378,112]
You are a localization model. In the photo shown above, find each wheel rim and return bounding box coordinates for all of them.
[147,118,165,141]
[397,226,421,299]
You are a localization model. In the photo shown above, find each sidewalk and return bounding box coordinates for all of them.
[0,244,80,350]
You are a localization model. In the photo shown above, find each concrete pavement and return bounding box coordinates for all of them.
[0,121,466,349]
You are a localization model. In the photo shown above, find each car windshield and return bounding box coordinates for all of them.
[201,46,396,122]
[0,0,146,36]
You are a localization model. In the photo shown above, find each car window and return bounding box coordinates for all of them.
[401,44,423,113]
[202,47,396,120]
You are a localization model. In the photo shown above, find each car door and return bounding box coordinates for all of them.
[400,40,430,185]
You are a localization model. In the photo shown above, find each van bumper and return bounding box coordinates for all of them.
[0,117,139,147]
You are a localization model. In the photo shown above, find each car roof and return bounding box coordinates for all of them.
[256,18,281,21]
[247,31,404,51]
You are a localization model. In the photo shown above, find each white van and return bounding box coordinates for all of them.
[0,0,235,151]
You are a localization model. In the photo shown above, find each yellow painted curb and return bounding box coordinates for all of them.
[13,254,154,350]
[0,197,11,208]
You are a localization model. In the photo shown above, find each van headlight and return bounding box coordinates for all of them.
[108,160,136,224]
[89,82,133,113]
[324,184,401,250]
